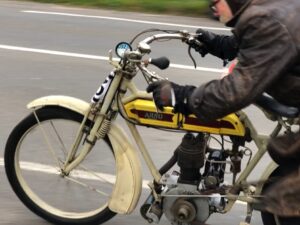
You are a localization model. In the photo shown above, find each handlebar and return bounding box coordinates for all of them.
[110,30,204,81]
[135,31,203,69]
[139,31,202,47]
[142,33,188,45]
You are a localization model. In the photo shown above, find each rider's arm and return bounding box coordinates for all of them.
[196,29,238,61]
[189,16,297,122]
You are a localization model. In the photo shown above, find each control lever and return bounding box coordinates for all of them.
[187,37,203,69]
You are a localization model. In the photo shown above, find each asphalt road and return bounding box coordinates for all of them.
[0,1,279,225]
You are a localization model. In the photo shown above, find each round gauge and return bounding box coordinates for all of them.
[115,42,132,58]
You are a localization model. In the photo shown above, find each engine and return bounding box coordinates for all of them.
[161,173,226,225]
[141,133,228,225]
[162,179,210,225]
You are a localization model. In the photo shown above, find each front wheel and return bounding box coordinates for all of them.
[5,106,116,225]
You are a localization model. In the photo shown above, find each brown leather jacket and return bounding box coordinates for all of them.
[189,0,300,122]
[188,0,300,218]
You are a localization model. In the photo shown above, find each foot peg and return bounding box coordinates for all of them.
[239,222,250,225]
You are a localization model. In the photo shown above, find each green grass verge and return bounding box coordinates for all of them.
[22,0,210,16]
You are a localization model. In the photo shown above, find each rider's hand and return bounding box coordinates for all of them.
[194,28,216,57]
[146,80,195,115]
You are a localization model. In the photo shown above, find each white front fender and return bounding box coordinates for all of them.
[27,95,143,214]
[108,124,142,214]
[27,95,91,115]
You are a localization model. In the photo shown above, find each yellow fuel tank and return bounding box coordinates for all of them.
[124,99,245,136]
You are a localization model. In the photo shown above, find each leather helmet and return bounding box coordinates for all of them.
[225,0,252,26]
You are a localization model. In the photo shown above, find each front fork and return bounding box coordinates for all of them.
[62,109,91,175]
[62,70,123,174]
[61,103,112,175]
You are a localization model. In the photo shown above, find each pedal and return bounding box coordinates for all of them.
[239,222,250,225]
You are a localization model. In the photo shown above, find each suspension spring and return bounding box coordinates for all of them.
[96,119,111,139]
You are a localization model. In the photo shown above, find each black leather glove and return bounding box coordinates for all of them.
[146,80,195,115]
[195,28,238,61]
[194,28,217,57]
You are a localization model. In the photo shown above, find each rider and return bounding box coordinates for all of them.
[147,0,300,222]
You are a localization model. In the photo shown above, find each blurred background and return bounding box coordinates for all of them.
[21,0,213,17]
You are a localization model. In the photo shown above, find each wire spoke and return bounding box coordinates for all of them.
[76,164,115,186]
[64,175,109,197]
[49,120,68,157]
[33,111,62,169]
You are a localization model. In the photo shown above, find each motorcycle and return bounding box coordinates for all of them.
[4,29,300,225]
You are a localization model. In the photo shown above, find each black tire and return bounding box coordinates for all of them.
[5,106,116,225]
[261,167,300,225]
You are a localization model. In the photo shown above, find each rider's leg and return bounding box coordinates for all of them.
[262,132,300,223]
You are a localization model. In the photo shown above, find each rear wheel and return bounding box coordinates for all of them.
[261,167,300,225]
[5,106,116,225]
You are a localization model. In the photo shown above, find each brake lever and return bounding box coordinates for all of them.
[186,36,203,69]
[188,45,197,69]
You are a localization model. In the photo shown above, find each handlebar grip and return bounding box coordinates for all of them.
[188,37,204,48]
[194,39,204,47]
[149,57,170,70]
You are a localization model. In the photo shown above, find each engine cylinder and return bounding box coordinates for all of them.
[176,133,206,184]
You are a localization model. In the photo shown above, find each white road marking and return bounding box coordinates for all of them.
[0,158,245,205]
[0,44,227,73]
[0,158,149,188]
[22,10,231,32]
[0,44,110,60]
